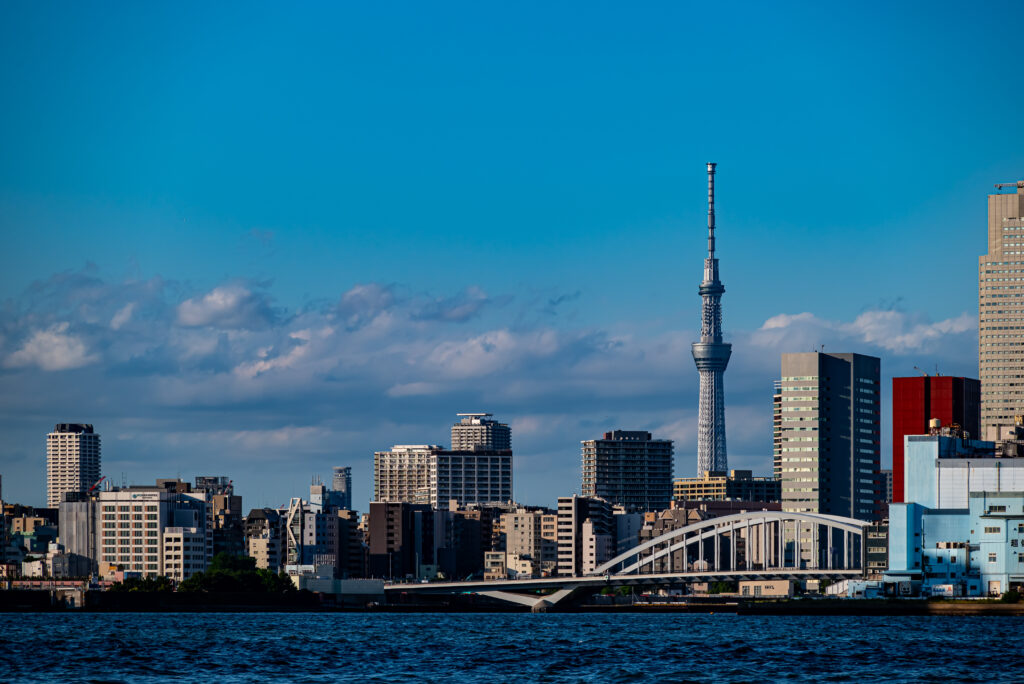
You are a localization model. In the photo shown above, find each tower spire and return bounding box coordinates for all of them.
[691,162,732,474]
[707,162,716,258]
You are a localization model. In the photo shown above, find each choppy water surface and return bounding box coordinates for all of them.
[0,612,1019,682]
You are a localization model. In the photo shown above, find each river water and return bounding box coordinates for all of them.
[0,612,1018,682]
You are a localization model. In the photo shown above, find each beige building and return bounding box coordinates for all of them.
[979,181,1024,439]
[373,444,512,509]
[673,470,780,502]
[162,527,207,582]
[501,508,558,577]
[46,424,101,507]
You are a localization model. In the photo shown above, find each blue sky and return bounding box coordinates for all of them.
[1,2,1021,510]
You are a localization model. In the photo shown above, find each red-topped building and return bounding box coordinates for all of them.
[891,376,980,502]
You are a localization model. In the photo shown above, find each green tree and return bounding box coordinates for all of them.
[177,554,295,594]
[109,576,174,592]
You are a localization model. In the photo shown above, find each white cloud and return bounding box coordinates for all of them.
[752,309,975,354]
[109,302,136,330]
[177,284,275,329]
[4,322,98,371]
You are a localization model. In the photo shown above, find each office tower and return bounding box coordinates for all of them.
[979,180,1024,440]
[891,375,980,502]
[673,469,781,502]
[556,495,614,576]
[692,163,732,474]
[580,430,674,512]
[774,352,881,522]
[451,413,511,450]
[332,466,353,510]
[46,424,101,507]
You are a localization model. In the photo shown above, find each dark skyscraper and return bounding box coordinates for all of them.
[580,430,674,512]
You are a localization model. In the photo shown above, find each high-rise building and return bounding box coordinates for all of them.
[332,466,353,510]
[451,413,511,451]
[773,352,881,523]
[46,424,101,507]
[891,375,980,503]
[373,414,513,508]
[580,430,673,512]
[692,163,732,475]
[979,180,1024,440]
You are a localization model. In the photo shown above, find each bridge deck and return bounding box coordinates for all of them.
[384,568,863,595]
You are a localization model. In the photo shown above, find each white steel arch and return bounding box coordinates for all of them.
[589,510,869,577]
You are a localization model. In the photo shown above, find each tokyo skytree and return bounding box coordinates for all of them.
[691,162,731,474]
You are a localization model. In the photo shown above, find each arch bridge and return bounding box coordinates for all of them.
[385,511,871,610]
[591,509,869,577]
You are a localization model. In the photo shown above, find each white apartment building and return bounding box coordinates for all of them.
[92,487,211,578]
[162,527,207,582]
[46,423,100,507]
[374,444,512,509]
[451,413,511,451]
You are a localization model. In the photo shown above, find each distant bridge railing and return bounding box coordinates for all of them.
[590,510,870,577]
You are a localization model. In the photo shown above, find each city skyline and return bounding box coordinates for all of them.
[2,4,1023,511]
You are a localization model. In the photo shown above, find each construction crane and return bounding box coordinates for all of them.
[87,476,106,494]
[994,181,1024,191]
[914,366,928,376]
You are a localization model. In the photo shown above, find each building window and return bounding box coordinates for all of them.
[988,553,998,563]
[985,526,1002,534]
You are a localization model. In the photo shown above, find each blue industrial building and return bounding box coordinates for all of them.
[886,434,1024,596]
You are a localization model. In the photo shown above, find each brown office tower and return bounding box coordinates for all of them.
[891,376,980,503]
[979,180,1024,441]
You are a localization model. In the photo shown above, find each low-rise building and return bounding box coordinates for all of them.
[886,434,1024,596]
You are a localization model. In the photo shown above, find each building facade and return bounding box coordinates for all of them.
[451,413,511,451]
[887,434,1024,596]
[332,466,353,510]
[673,469,780,503]
[556,495,614,577]
[46,424,101,507]
[581,430,673,513]
[245,508,286,572]
[773,352,882,522]
[979,180,1024,441]
[501,508,558,577]
[891,375,980,502]
[58,483,212,579]
[374,446,512,508]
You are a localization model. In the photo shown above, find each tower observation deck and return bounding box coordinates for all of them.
[691,162,731,474]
